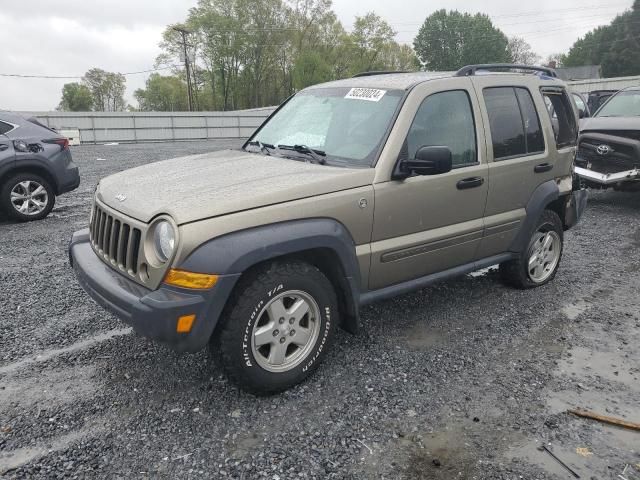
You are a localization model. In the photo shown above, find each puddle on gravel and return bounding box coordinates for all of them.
[403,429,477,479]
[508,429,640,480]
[561,300,590,320]
[507,302,640,479]
[404,325,448,350]
[225,432,264,459]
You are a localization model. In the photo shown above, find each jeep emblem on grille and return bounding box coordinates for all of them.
[596,144,612,156]
[115,194,127,202]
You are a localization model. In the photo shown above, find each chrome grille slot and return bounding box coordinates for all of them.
[89,202,144,278]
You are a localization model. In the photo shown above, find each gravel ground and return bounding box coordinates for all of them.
[0,141,639,479]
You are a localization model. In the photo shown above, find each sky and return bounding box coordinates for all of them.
[0,0,633,111]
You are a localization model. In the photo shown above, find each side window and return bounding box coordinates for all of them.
[483,87,527,159]
[0,121,13,135]
[541,90,577,148]
[406,90,477,167]
[483,87,546,160]
[515,88,544,154]
[572,93,586,113]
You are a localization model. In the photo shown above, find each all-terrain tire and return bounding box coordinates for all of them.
[500,210,564,289]
[1,173,55,222]
[212,261,338,395]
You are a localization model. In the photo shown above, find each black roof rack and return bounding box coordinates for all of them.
[352,70,411,78]
[456,64,557,78]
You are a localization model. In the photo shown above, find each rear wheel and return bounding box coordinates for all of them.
[500,210,563,289]
[1,173,55,222]
[213,261,338,395]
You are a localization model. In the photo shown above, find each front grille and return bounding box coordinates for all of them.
[577,136,639,174]
[89,203,142,276]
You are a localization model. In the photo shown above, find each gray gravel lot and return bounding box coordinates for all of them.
[1,141,639,479]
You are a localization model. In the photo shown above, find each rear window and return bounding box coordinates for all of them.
[541,89,577,148]
[0,121,14,135]
[27,117,57,134]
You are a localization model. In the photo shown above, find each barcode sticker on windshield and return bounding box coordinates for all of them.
[345,88,386,102]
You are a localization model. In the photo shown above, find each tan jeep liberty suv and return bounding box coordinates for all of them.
[69,64,587,394]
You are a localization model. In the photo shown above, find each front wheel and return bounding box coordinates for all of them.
[500,210,564,289]
[213,261,338,395]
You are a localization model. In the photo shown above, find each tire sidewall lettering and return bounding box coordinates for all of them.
[241,284,331,374]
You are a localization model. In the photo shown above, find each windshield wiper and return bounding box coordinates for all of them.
[278,144,326,165]
[246,140,276,156]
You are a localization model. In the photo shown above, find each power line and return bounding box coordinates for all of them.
[0,65,179,80]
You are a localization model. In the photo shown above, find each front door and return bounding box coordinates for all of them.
[369,79,489,290]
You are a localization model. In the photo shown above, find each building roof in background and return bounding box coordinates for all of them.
[556,65,602,81]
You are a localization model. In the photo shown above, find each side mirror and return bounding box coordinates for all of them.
[404,146,453,176]
[578,108,588,119]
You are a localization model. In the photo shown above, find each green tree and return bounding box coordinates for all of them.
[564,0,640,77]
[82,68,127,111]
[508,37,540,65]
[156,0,423,110]
[413,10,510,71]
[350,12,397,72]
[544,53,567,69]
[134,74,188,111]
[292,51,332,90]
[58,83,93,111]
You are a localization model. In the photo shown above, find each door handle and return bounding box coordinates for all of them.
[534,162,553,173]
[0,144,9,151]
[456,177,485,190]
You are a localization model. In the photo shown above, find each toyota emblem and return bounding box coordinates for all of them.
[115,194,127,202]
[596,144,611,156]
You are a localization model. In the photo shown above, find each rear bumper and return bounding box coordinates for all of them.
[574,166,640,186]
[52,149,80,194]
[69,229,239,352]
[564,188,588,230]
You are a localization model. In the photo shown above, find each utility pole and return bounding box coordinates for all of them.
[173,25,194,112]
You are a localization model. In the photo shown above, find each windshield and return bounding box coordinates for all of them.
[596,90,640,117]
[248,87,404,167]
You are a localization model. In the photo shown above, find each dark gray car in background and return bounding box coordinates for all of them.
[0,111,79,221]
[575,87,640,191]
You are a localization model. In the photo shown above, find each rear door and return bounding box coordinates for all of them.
[471,78,560,258]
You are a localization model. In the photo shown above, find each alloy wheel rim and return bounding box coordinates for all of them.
[10,180,48,216]
[527,230,561,283]
[251,290,321,373]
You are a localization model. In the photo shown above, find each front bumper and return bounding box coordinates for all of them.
[69,229,239,352]
[574,166,640,186]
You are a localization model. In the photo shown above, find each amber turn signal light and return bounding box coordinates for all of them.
[164,269,218,289]
[176,314,196,333]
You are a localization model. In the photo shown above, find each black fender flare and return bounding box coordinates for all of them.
[509,180,560,253]
[178,218,362,333]
[0,157,59,193]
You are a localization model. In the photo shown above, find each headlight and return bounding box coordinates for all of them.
[153,220,176,262]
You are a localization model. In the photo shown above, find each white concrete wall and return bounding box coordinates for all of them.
[18,107,276,144]
[567,76,640,94]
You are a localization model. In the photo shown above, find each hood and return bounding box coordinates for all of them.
[581,116,640,132]
[97,149,375,225]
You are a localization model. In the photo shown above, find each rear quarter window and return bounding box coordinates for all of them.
[0,121,14,135]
